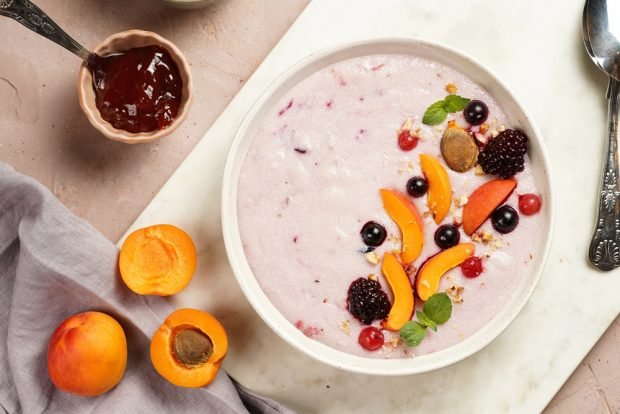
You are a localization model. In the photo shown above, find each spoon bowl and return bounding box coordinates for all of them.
[585,0,620,80]
[583,0,620,271]
[583,3,605,72]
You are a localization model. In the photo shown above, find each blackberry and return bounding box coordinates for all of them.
[347,278,391,325]
[478,129,528,178]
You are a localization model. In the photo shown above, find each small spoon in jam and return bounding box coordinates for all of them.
[1,0,184,134]
[1,0,95,63]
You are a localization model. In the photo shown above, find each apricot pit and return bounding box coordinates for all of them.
[440,124,478,172]
[173,328,214,367]
[150,308,228,388]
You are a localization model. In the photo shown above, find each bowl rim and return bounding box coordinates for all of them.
[77,29,193,144]
[221,37,555,375]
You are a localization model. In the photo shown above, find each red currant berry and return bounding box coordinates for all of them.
[461,256,483,278]
[358,326,384,351]
[518,194,541,216]
[398,130,419,151]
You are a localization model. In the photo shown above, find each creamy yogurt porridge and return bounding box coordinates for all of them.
[237,54,543,358]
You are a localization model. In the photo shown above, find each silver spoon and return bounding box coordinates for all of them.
[0,0,93,62]
[584,0,620,270]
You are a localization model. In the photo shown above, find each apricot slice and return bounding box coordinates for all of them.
[420,154,452,224]
[119,224,197,296]
[462,178,517,235]
[380,188,424,264]
[380,252,415,331]
[47,311,127,397]
[150,308,228,388]
[416,243,475,301]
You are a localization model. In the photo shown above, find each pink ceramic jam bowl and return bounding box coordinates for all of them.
[77,30,192,144]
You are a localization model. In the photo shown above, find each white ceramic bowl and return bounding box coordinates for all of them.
[222,38,554,375]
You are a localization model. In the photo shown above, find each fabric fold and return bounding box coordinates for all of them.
[0,163,293,414]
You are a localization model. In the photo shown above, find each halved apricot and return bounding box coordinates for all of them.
[380,188,424,264]
[381,252,415,331]
[416,243,475,301]
[119,224,197,296]
[462,178,517,235]
[150,308,228,388]
[420,154,452,224]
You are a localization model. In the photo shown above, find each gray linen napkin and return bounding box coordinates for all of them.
[0,163,293,414]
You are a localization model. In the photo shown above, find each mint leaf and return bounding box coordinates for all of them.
[443,95,470,113]
[423,293,453,325]
[416,310,438,332]
[422,101,447,125]
[399,321,426,347]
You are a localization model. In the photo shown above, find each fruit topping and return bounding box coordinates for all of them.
[380,189,424,264]
[519,193,542,215]
[461,256,483,278]
[361,221,387,247]
[416,243,475,301]
[434,224,461,249]
[406,176,428,198]
[463,100,489,125]
[358,326,385,351]
[397,118,420,151]
[380,253,415,331]
[420,154,452,224]
[491,205,519,234]
[347,277,391,325]
[462,178,516,235]
[398,129,420,151]
[440,124,479,172]
[478,129,528,178]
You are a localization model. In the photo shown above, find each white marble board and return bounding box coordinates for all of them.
[121,0,620,412]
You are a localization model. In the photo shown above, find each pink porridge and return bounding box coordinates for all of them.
[237,54,543,358]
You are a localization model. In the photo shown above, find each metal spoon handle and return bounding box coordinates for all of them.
[589,77,620,270]
[0,0,90,61]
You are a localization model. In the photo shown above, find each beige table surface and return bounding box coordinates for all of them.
[0,0,617,412]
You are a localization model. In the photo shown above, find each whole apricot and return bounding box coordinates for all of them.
[47,311,127,397]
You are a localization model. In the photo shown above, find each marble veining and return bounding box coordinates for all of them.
[121,0,620,412]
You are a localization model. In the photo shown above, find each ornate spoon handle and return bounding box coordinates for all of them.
[0,0,90,61]
[589,77,620,271]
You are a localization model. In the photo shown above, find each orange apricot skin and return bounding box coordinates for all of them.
[462,178,517,235]
[381,252,415,331]
[420,154,452,224]
[47,311,127,397]
[119,224,197,296]
[380,189,424,264]
[416,243,475,301]
[150,308,228,388]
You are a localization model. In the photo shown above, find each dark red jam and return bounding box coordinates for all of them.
[87,45,183,133]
